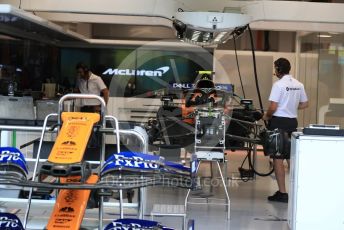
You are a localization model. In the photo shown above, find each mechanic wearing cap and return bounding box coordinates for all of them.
[263,58,308,203]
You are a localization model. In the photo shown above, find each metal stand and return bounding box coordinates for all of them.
[151,204,186,230]
[185,107,230,220]
[184,158,230,220]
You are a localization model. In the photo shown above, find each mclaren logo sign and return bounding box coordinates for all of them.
[103,66,170,77]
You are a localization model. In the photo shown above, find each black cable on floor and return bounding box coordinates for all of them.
[247,143,274,177]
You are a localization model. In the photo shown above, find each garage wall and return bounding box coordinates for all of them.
[214,50,317,128]
[106,49,318,128]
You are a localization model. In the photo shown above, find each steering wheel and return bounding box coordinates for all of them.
[185,88,217,107]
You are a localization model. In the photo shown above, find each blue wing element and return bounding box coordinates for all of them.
[101,151,192,176]
[0,147,28,177]
[101,152,163,175]
[105,151,162,164]
[165,160,190,172]
[104,218,174,230]
[0,213,24,230]
[0,147,27,163]
[101,151,197,189]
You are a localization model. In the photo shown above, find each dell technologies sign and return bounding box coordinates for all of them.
[103,66,170,77]
[170,82,233,92]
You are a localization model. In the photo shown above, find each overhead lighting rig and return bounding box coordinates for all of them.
[173,12,251,46]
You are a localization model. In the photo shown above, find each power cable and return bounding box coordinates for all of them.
[247,143,274,176]
[233,34,246,98]
[238,140,274,179]
[247,25,267,127]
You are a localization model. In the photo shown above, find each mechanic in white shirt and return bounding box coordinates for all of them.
[263,58,308,203]
[75,62,109,112]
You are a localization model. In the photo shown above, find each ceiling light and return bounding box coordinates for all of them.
[317,34,332,38]
[173,12,251,46]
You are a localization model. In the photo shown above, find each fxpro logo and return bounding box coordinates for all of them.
[102,66,170,77]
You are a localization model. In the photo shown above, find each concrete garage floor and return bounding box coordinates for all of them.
[0,151,290,230]
[146,151,290,230]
